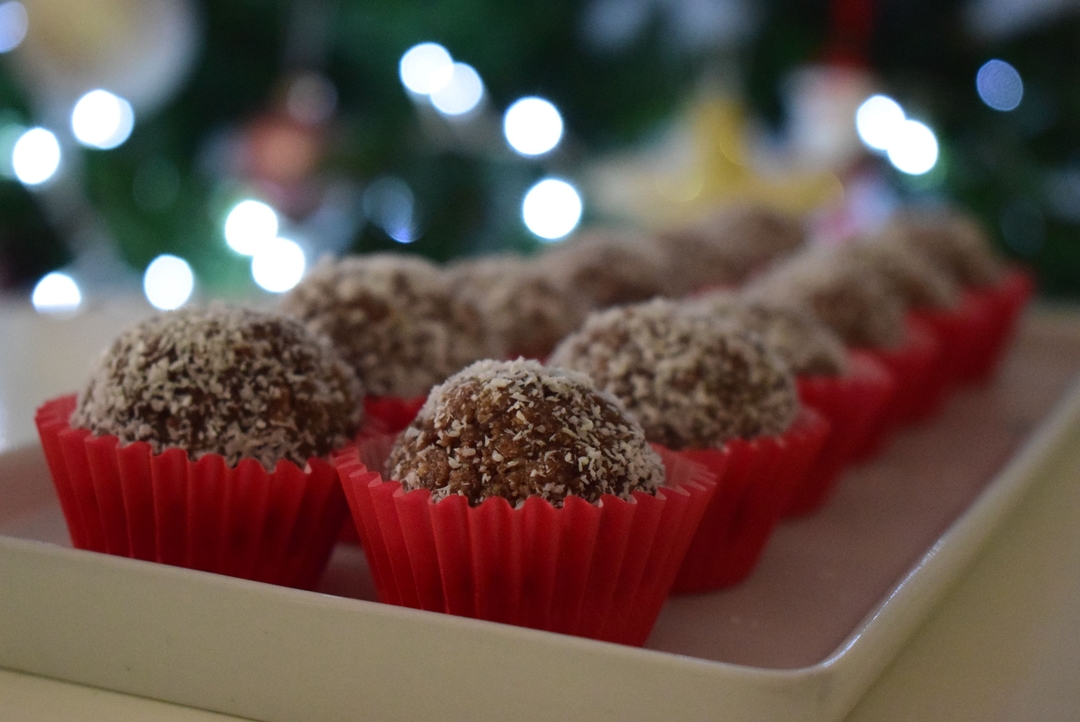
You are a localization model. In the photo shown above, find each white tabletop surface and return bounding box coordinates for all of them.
[1,300,1079,721]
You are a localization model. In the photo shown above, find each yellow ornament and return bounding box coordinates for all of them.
[588,94,844,229]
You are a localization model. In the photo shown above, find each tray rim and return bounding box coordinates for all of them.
[2,314,1080,722]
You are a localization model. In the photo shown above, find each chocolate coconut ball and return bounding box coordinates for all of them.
[880,209,1003,288]
[387,359,665,507]
[836,239,960,311]
[548,299,799,450]
[448,255,589,359]
[655,205,806,294]
[72,306,363,470]
[537,229,673,309]
[691,293,849,376]
[279,254,492,398]
[748,250,907,349]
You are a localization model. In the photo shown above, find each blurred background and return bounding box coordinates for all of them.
[0,0,1077,314]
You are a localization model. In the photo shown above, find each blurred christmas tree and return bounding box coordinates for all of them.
[0,0,1078,304]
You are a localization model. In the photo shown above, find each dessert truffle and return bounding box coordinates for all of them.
[537,229,673,308]
[836,238,960,310]
[747,250,907,349]
[72,306,363,470]
[448,255,589,359]
[548,299,798,449]
[879,209,1003,288]
[654,205,806,293]
[387,359,665,506]
[279,253,492,398]
[691,293,849,376]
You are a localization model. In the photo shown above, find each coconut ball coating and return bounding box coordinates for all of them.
[654,205,806,294]
[448,255,589,359]
[748,250,907,349]
[387,359,665,507]
[836,238,961,311]
[279,254,492,398]
[548,299,799,450]
[72,306,363,470]
[879,209,1003,288]
[691,293,849,376]
[537,229,673,309]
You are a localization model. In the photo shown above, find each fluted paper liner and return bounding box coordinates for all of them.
[336,395,426,544]
[852,322,940,460]
[907,295,993,415]
[789,353,894,516]
[361,395,426,437]
[335,439,717,646]
[671,408,830,593]
[962,267,1034,383]
[35,395,347,589]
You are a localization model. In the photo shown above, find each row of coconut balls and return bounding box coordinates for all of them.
[40,200,1030,634]
[273,202,1009,401]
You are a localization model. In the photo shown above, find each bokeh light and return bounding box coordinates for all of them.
[252,237,306,293]
[71,90,135,150]
[143,254,194,310]
[0,2,28,54]
[522,178,583,241]
[976,59,1023,112]
[224,200,279,255]
[363,176,418,243]
[886,119,939,175]
[430,63,484,116]
[399,42,454,95]
[11,127,61,185]
[31,272,81,314]
[855,95,905,152]
[503,97,564,156]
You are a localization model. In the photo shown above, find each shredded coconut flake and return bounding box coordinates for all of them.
[388,358,665,506]
[549,298,798,449]
[690,293,849,377]
[448,255,590,359]
[837,239,960,310]
[72,306,363,470]
[747,249,907,349]
[279,253,493,397]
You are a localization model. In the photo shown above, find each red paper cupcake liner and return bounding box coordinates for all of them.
[335,439,717,647]
[35,395,347,590]
[338,395,426,545]
[788,353,894,516]
[908,293,995,398]
[361,396,426,437]
[852,322,940,461]
[894,317,950,424]
[961,267,1035,383]
[671,408,830,594]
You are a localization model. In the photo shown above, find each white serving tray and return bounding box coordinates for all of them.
[1,312,1079,722]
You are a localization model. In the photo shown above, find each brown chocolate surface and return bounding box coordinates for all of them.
[749,249,907,349]
[448,255,589,359]
[279,253,492,398]
[537,229,672,308]
[548,298,798,449]
[655,205,806,293]
[72,306,362,470]
[691,293,849,377]
[387,359,664,506]
[838,238,960,311]
[881,209,1004,289]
